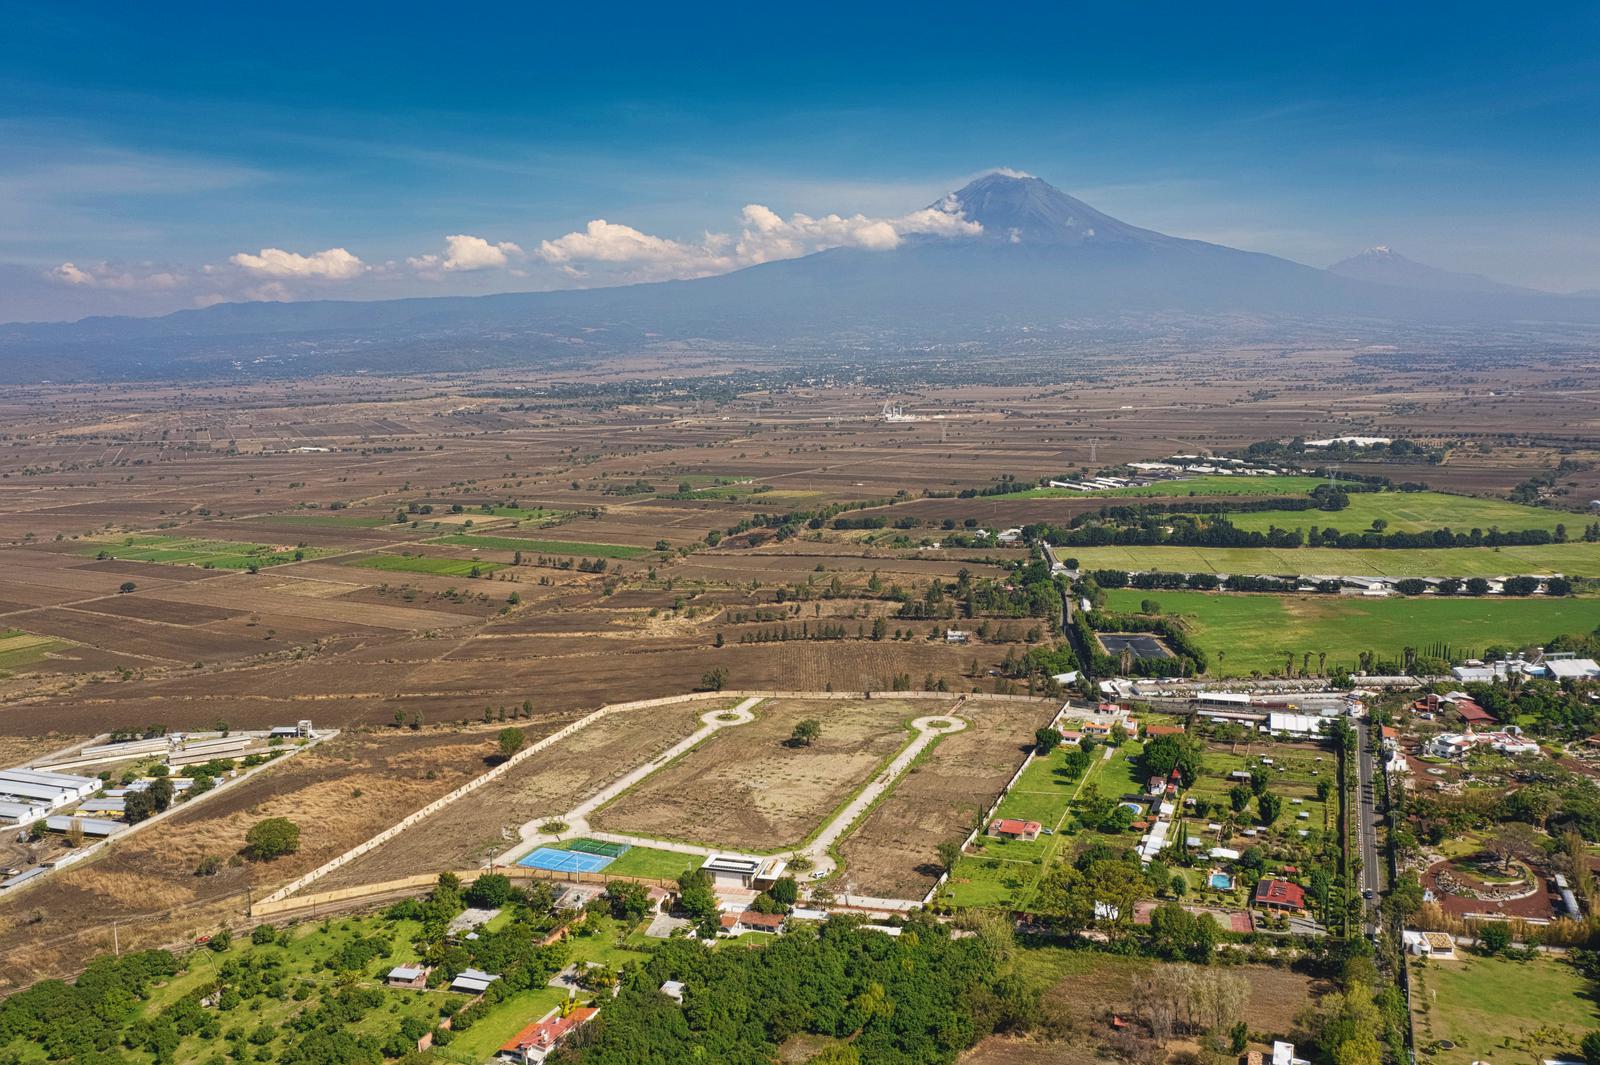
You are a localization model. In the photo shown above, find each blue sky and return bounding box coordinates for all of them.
[3,2,1598,321]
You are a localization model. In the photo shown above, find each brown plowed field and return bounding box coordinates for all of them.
[592,697,939,850]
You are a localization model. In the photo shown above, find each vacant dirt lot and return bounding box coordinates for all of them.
[593,697,940,850]
[836,696,1056,898]
[960,954,1320,1065]
[315,697,734,888]
[0,725,511,992]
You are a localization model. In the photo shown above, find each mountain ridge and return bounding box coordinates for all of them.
[4,172,1598,381]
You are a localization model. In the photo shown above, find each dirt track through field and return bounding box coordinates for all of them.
[314,699,728,888]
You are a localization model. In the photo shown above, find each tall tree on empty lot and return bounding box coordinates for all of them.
[791,719,822,746]
[497,727,526,760]
[936,839,963,874]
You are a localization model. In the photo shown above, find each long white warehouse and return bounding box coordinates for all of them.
[0,799,50,825]
[0,768,98,799]
[0,778,79,807]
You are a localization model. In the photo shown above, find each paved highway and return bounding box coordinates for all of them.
[1353,713,1384,932]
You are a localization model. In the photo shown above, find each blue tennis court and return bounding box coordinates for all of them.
[516,846,616,874]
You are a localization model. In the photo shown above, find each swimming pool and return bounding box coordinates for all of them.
[1209,872,1233,890]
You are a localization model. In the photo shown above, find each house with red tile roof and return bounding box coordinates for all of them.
[720,909,786,934]
[989,817,1042,840]
[497,1006,599,1064]
[1253,878,1307,913]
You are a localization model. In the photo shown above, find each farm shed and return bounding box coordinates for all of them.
[386,965,429,989]
[0,799,49,825]
[44,814,124,837]
[449,968,500,994]
[0,768,98,799]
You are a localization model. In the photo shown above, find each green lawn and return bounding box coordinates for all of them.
[437,987,567,1062]
[429,534,648,558]
[1010,475,1326,499]
[1204,490,1575,535]
[1103,587,1600,675]
[993,750,1085,824]
[82,535,330,569]
[1065,542,1600,577]
[349,553,506,576]
[945,742,1143,910]
[1411,953,1600,1065]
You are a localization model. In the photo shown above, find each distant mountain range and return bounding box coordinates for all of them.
[4,172,1598,381]
[1326,245,1530,295]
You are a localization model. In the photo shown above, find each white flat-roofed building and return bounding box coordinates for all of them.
[0,778,78,809]
[449,968,500,994]
[1268,713,1325,736]
[0,799,49,825]
[0,768,98,799]
[44,814,124,837]
[1547,658,1600,681]
[701,854,765,889]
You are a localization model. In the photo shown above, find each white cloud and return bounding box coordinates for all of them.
[49,262,93,285]
[229,246,366,280]
[46,261,184,289]
[536,200,981,282]
[990,167,1035,179]
[408,234,525,275]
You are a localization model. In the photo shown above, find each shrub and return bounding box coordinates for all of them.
[245,817,300,861]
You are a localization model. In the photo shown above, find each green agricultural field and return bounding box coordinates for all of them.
[82,535,329,569]
[1205,490,1576,535]
[1010,475,1326,499]
[0,630,70,673]
[1411,953,1600,1065]
[430,534,648,558]
[1102,588,1600,675]
[1065,542,1600,577]
[349,553,505,576]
